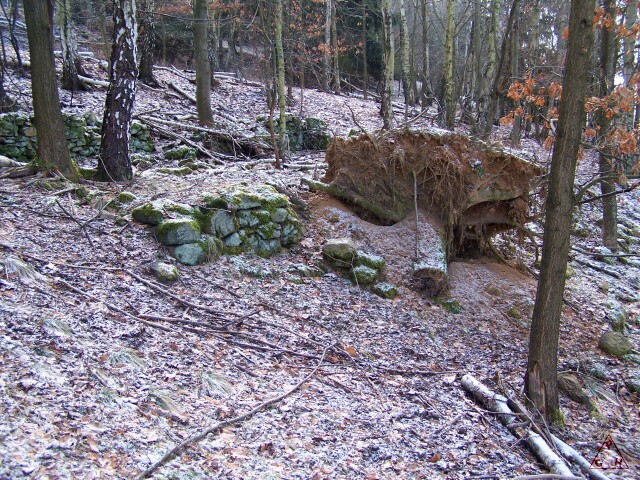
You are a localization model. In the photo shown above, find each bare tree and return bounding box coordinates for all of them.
[194,0,214,127]
[137,0,158,86]
[525,0,596,424]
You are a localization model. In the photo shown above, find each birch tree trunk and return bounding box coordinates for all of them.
[380,0,394,129]
[24,0,78,180]
[525,0,596,424]
[193,0,214,127]
[98,0,138,182]
[598,0,618,251]
[137,0,157,86]
[57,0,84,91]
[400,0,413,113]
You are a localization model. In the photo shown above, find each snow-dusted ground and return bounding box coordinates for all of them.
[0,58,639,479]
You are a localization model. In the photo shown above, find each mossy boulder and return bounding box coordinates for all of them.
[605,301,627,332]
[206,185,289,211]
[132,201,165,225]
[355,251,385,270]
[165,145,197,160]
[626,370,640,397]
[350,265,378,286]
[151,261,179,283]
[281,220,303,246]
[117,192,136,204]
[599,331,633,357]
[371,282,398,299]
[174,243,208,266]
[157,166,193,176]
[322,238,357,268]
[156,219,201,246]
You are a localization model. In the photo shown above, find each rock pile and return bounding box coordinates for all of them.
[0,112,153,161]
[258,114,331,151]
[132,185,304,265]
[322,237,397,299]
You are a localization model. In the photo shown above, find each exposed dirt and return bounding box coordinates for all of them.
[0,59,639,480]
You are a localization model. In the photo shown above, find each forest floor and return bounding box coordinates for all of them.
[0,59,639,480]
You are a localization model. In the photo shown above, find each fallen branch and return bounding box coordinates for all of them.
[301,177,404,224]
[168,81,196,103]
[573,258,620,279]
[460,374,574,477]
[136,346,330,479]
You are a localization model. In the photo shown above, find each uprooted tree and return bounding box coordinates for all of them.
[305,129,541,294]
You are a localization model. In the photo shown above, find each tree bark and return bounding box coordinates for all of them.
[362,0,367,100]
[194,0,214,127]
[137,0,158,86]
[525,0,596,424]
[598,0,618,251]
[57,0,85,91]
[380,0,394,129]
[275,0,288,165]
[331,0,340,94]
[441,0,455,130]
[400,0,413,113]
[421,0,432,110]
[98,0,138,182]
[23,0,78,180]
[323,0,332,92]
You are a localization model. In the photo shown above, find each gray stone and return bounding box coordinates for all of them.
[246,234,281,258]
[289,264,323,278]
[281,222,303,246]
[174,243,207,266]
[237,209,268,228]
[350,265,378,286]
[626,370,640,397]
[605,301,627,332]
[322,238,357,267]
[355,251,385,270]
[270,208,289,223]
[156,219,201,246]
[150,261,179,283]
[209,209,237,237]
[598,331,633,358]
[257,223,281,240]
[587,360,611,381]
[371,282,398,299]
[223,232,243,248]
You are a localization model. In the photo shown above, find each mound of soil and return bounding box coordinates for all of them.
[324,130,542,256]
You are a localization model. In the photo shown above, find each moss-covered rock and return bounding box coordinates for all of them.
[281,221,303,246]
[156,218,201,246]
[599,331,633,357]
[219,185,289,211]
[371,282,398,299]
[605,301,627,333]
[626,370,640,397]
[165,145,197,160]
[355,251,385,270]
[322,238,357,267]
[132,201,165,225]
[157,166,193,176]
[437,297,462,314]
[350,265,378,285]
[174,242,207,266]
[151,261,179,283]
[117,191,136,204]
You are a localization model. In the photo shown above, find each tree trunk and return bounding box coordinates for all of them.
[331,0,340,94]
[193,0,214,127]
[525,0,596,424]
[98,0,138,182]
[24,0,78,180]
[400,0,413,113]
[421,0,432,110]
[380,0,394,129]
[441,0,455,130]
[362,0,367,100]
[482,0,519,140]
[137,0,157,86]
[624,0,637,127]
[323,0,332,92]
[57,0,85,92]
[275,0,288,166]
[598,0,618,251]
